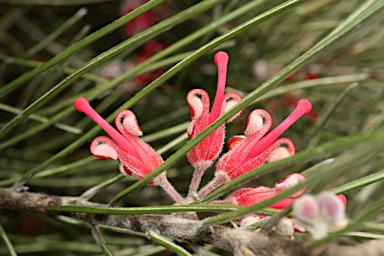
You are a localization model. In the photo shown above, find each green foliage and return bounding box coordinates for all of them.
[0,0,383,255]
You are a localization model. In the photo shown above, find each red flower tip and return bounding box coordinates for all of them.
[74,97,90,113]
[213,51,229,69]
[297,99,312,115]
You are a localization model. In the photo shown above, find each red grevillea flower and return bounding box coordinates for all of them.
[197,99,312,198]
[74,98,184,204]
[186,51,242,198]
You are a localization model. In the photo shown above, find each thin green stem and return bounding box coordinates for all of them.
[0,223,17,256]
[81,174,125,200]
[156,133,189,155]
[90,225,115,256]
[362,222,384,233]
[0,108,73,150]
[331,169,384,195]
[253,73,368,103]
[305,82,359,146]
[0,103,82,134]
[0,0,222,139]
[24,8,87,59]
[141,122,188,142]
[0,53,109,83]
[344,231,384,240]
[48,204,242,215]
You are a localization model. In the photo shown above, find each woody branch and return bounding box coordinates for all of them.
[1,187,383,256]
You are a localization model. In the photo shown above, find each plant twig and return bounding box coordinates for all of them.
[1,187,384,256]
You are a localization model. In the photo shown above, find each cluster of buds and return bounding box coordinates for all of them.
[293,192,348,239]
[74,51,345,237]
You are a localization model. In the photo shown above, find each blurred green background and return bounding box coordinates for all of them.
[0,0,383,255]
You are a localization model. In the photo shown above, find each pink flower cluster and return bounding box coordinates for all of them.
[74,51,345,233]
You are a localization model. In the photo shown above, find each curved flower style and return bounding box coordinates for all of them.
[187,51,242,197]
[198,99,312,198]
[74,98,184,204]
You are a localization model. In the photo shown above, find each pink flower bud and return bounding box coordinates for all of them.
[293,195,320,223]
[317,192,347,229]
[293,192,347,239]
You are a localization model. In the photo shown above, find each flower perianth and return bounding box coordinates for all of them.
[74,97,184,204]
[186,51,241,198]
[212,173,306,209]
[197,100,311,198]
